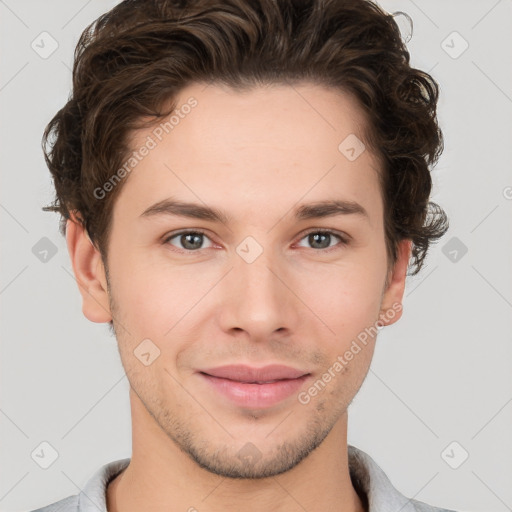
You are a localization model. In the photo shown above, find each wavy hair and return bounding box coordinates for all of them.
[42,0,448,276]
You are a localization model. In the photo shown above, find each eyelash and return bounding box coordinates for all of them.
[162,228,349,254]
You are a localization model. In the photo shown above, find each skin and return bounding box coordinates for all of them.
[66,82,411,512]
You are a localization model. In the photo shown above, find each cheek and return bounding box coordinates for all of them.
[108,249,183,324]
[301,261,385,335]
[110,259,223,366]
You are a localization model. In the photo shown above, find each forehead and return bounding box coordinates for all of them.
[166,81,372,153]
[114,81,383,228]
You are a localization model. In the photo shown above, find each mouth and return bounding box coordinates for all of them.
[196,365,311,409]
[198,363,310,382]
[200,373,305,383]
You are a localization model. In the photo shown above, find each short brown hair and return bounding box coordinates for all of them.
[42,0,448,276]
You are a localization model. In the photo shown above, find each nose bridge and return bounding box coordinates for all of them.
[238,246,278,300]
[221,237,296,336]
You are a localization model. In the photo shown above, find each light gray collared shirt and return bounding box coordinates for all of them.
[30,444,457,512]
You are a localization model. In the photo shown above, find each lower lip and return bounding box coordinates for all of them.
[199,373,310,409]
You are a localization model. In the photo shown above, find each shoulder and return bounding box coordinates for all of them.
[408,496,459,512]
[348,445,459,512]
[28,458,130,512]
[28,494,79,512]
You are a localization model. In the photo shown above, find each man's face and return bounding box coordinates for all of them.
[77,82,409,478]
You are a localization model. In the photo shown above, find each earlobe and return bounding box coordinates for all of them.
[378,239,412,327]
[66,213,112,323]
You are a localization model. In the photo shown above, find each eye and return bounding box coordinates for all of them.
[163,228,349,254]
[295,229,348,252]
[163,230,214,252]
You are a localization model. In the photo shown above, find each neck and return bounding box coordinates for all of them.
[107,390,366,512]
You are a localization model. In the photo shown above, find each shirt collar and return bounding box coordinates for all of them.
[75,445,444,512]
[348,445,432,511]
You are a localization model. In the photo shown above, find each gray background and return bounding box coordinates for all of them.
[1,1,511,511]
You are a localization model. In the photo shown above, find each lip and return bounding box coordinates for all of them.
[197,364,311,409]
[198,364,309,382]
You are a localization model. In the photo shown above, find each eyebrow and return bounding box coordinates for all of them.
[140,197,369,223]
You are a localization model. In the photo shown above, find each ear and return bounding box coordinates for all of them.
[378,239,412,327]
[65,212,112,323]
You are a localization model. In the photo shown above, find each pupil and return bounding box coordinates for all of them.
[183,233,202,250]
[310,233,329,249]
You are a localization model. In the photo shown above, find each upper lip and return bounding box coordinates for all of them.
[198,364,309,383]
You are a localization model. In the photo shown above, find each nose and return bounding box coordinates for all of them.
[218,244,300,341]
